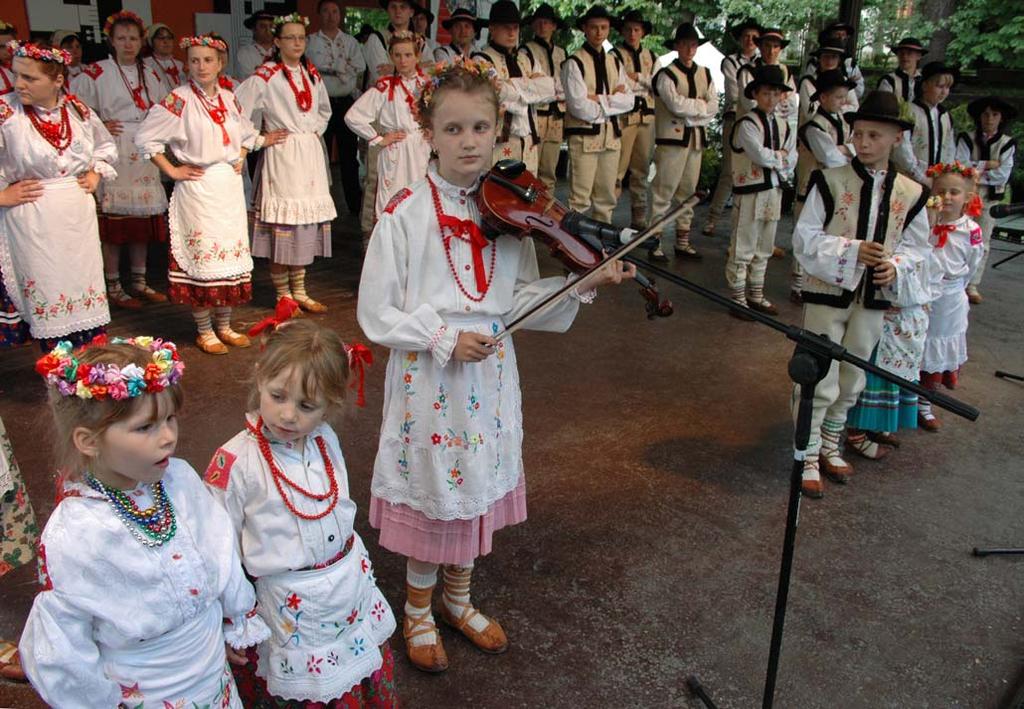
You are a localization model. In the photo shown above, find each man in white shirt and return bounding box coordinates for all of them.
[237,11,277,79]
[307,0,367,216]
[434,8,482,63]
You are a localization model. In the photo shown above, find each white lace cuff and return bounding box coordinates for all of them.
[223,608,271,650]
[566,274,597,304]
[427,324,458,367]
[92,161,118,181]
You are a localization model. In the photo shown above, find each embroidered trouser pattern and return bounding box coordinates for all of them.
[725,191,780,291]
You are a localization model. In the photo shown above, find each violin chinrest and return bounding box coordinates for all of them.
[493,159,527,178]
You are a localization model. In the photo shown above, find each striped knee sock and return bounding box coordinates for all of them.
[289,268,309,300]
[193,309,213,335]
[271,271,291,299]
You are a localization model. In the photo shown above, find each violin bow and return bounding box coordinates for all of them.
[493,192,701,343]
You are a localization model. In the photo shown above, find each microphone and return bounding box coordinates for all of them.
[990,202,1024,218]
[560,210,654,252]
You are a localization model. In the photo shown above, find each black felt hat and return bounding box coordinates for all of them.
[414,5,435,25]
[486,0,524,25]
[522,3,567,30]
[728,17,762,40]
[615,9,652,35]
[844,90,914,130]
[813,39,848,59]
[920,61,960,86]
[890,36,927,55]
[743,64,791,98]
[822,19,855,35]
[755,28,790,49]
[244,11,276,29]
[663,22,707,50]
[811,69,856,101]
[442,7,486,32]
[575,5,616,30]
[377,0,425,14]
[967,96,1019,124]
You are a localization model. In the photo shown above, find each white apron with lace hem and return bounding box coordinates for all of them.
[254,533,396,702]
[258,132,337,225]
[0,176,110,338]
[168,162,252,280]
[101,120,168,216]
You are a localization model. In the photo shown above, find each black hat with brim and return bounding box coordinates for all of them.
[755,29,790,49]
[442,7,486,32]
[920,61,960,86]
[823,20,855,35]
[616,9,652,35]
[743,64,791,98]
[729,18,762,40]
[967,96,1019,124]
[522,3,567,30]
[486,0,523,25]
[377,0,425,14]
[575,5,616,30]
[844,90,914,131]
[813,40,848,58]
[663,22,708,50]
[415,6,435,25]
[890,37,927,55]
[244,11,276,29]
[811,69,856,101]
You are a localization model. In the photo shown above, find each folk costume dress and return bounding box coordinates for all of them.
[145,54,186,92]
[136,82,259,308]
[236,61,336,266]
[344,69,430,221]
[357,165,588,565]
[0,93,114,348]
[956,129,1016,289]
[920,215,984,387]
[19,458,271,708]
[205,416,398,706]
[71,58,169,244]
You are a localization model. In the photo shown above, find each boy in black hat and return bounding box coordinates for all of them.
[793,90,931,498]
[648,22,717,261]
[561,5,634,222]
[473,0,555,174]
[797,39,858,125]
[726,64,796,312]
[897,61,958,184]
[877,37,927,103]
[434,8,483,63]
[791,69,857,302]
[736,28,796,133]
[238,11,277,78]
[612,10,659,230]
[956,96,1019,303]
[705,18,761,236]
[806,19,865,99]
[521,3,568,190]
[413,5,438,57]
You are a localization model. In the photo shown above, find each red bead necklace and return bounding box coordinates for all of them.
[248,418,339,521]
[26,104,72,154]
[280,63,312,112]
[190,81,231,146]
[428,177,496,302]
[116,61,151,112]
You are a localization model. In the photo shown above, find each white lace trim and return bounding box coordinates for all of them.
[258,195,337,225]
[223,612,272,650]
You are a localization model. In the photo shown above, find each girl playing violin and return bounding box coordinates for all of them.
[356,59,634,673]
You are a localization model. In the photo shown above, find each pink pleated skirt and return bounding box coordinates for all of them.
[368,475,527,566]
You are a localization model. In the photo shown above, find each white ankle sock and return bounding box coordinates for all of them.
[443,564,490,633]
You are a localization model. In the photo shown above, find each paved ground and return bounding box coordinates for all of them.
[2,181,1023,708]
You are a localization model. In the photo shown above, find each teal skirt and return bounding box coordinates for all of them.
[847,348,919,433]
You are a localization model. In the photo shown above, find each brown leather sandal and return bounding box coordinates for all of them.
[403,585,449,673]
[438,592,509,654]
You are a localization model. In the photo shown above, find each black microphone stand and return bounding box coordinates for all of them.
[616,256,980,709]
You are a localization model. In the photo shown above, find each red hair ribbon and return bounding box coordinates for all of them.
[438,214,490,293]
[932,223,955,248]
[966,194,983,219]
[344,343,373,407]
[248,297,300,337]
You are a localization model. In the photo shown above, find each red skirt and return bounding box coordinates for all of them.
[99,213,168,245]
[167,252,252,308]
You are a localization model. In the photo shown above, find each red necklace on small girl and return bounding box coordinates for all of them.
[247,417,339,520]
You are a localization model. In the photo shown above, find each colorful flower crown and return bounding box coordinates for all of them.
[103,10,146,38]
[179,35,228,52]
[36,336,185,401]
[419,56,501,110]
[274,13,310,28]
[925,160,979,182]
[7,41,72,65]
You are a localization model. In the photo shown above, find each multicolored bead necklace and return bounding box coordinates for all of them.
[86,473,177,547]
[248,418,339,520]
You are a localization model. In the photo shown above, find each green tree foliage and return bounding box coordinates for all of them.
[946,0,1024,70]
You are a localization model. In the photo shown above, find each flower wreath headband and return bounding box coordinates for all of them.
[925,160,979,182]
[103,10,146,38]
[419,56,501,110]
[179,35,228,52]
[274,13,310,28]
[7,40,72,66]
[36,336,185,401]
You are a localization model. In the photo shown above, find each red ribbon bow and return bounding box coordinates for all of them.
[966,194,984,219]
[932,223,955,248]
[343,343,373,407]
[248,297,300,337]
[438,214,490,293]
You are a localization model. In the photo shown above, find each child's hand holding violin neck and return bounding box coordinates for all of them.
[588,259,637,288]
[453,331,498,362]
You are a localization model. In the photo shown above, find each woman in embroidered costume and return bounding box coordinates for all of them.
[345,31,430,223]
[357,61,633,672]
[20,336,270,706]
[144,22,186,92]
[136,35,275,356]
[49,30,83,80]
[0,42,113,350]
[71,11,170,310]
[236,14,336,314]
[205,318,398,707]
[917,163,985,431]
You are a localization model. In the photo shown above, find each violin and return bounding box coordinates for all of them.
[475,160,673,319]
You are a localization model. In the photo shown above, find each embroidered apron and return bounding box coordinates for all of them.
[99,120,168,216]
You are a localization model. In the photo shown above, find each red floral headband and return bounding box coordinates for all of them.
[103,10,146,38]
[925,160,979,182]
[179,35,228,52]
